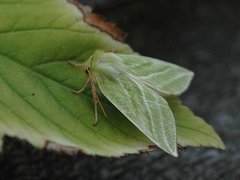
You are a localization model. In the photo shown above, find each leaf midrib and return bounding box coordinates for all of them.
[0,28,97,35]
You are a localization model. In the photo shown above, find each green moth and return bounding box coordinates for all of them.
[69,50,194,157]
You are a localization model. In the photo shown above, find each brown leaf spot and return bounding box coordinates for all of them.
[139,145,157,154]
[177,143,187,150]
[44,140,84,155]
[68,0,126,42]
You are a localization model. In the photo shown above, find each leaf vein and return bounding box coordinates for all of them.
[0,28,97,36]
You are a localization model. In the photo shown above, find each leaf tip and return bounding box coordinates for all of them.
[214,137,226,150]
[220,143,226,150]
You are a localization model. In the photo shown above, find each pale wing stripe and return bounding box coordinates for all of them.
[115,77,138,118]
[127,73,170,103]
[127,73,170,96]
[126,61,152,69]
[105,77,147,131]
[160,72,191,87]
[139,67,172,80]
[114,76,148,130]
[129,77,155,135]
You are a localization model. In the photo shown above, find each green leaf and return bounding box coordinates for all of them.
[168,97,225,149]
[0,0,156,157]
[115,53,194,95]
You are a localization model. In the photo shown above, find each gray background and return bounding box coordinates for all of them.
[0,0,239,179]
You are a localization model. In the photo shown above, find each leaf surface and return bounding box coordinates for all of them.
[168,97,225,149]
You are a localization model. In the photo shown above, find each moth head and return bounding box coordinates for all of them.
[76,63,90,75]
[84,67,90,75]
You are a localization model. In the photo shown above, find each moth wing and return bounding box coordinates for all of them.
[106,53,194,96]
[96,73,178,157]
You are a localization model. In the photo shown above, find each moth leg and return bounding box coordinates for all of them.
[72,77,90,94]
[68,60,90,94]
[90,79,107,126]
[68,59,107,125]
[177,143,186,150]
[91,80,99,126]
[96,94,107,118]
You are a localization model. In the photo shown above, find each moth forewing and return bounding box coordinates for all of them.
[96,72,178,157]
[98,52,194,96]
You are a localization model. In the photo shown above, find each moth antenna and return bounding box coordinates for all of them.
[68,60,85,69]
[87,55,93,63]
